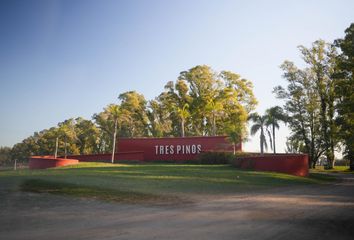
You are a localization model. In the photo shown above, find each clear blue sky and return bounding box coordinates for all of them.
[0,0,353,152]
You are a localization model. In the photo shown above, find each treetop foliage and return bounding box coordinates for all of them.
[6,65,257,163]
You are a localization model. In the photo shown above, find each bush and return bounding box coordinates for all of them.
[197,152,234,164]
[0,147,12,166]
[230,152,256,168]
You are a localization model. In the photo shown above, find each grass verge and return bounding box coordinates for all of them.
[0,163,336,203]
[311,166,354,174]
[20,178,182,205]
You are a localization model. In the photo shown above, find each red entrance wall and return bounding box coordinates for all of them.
[117,136,239,161]
[233,154,309,177]
[29,156,79,169]
[69,152,144,162]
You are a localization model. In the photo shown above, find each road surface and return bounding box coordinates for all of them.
[1,173,354,240]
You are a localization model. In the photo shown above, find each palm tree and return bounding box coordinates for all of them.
[248,113,271,154]
[265,106,287,154]
[206,98,224,136]
[176,103,190,137]
[226,124,245,155]
[106,104,120,163]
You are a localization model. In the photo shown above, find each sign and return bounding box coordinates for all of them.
[117,136,240,161]
[155,144,202,155]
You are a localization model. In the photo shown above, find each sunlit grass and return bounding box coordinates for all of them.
[0,163,336,202]
[311,166,353,174]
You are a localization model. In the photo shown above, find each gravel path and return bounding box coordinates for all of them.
[1,173,354,240]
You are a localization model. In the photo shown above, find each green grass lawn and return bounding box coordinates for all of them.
[0,163,336,203]
[311,166,354,174]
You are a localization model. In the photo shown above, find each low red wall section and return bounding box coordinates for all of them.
[29,156,79,169]
[233,154,309,177]
[68,152,144,162]
[29,136,237,168]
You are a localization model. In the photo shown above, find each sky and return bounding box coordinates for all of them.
[0,0,353,153]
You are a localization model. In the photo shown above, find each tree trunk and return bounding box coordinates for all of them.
[111,118,118,164]
[260,128,264,154]
[181,119,185,137]
[212,113,216,136]
[64,136,67,159]
[272,121,276,154]
[54,137,58,158]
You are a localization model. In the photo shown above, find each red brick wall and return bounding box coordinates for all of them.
[234,154,309,177]
[68,152,144,162]
[117,136,238,161]
[29,156,79,169]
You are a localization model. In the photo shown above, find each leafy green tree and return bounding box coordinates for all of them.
[334,23,354,170]
[178,65,216,135]
[118,91,149,137]
[75,117,101,154]
[205,98,224,136]
[0,147,12,166]
[10,65,257,162]
[58,118,79,158]
[93,104,120,153]
[226,122,246,155]
[265,106,287,154]
[275,40,339,168]
[176,65,257,137]
[146,99,172,137]
[275,63,323,168]
[298,40,339,168]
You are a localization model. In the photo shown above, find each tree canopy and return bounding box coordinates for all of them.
[7,65,257,163]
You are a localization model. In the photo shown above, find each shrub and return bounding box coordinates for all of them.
[230,152,256,168]
[197,152,234,164]
[334,159,350,166]
[0,147,12,166]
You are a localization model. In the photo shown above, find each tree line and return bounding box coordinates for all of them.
[272,23,353,169]
[1,23,352,170]
[4,65,257,163]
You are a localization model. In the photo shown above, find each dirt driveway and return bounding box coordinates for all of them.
[1,173,354,240]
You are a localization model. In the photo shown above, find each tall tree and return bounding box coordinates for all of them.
[93,104,121,153]
[205,98,224,136]
[118,91,149,137]
[176,103,190,137]
[146,99,172,137]
[275,63,324,168]
[0,147,12,166]
[178,65,217,135]
[334,23,354,170]
[75,117,100,154]
[107,105,120,163]
[275,40,339,168]
[58,118,79,158]
[298,40,339,168]
[265,106,287,154]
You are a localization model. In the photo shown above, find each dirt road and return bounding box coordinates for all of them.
[1,173,354,240]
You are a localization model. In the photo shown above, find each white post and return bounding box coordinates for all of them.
[64,135,67,159]
[55,137,58,158]
[14,159,17,171]
[111,118,118,164]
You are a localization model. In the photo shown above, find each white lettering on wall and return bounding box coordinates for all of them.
[170,145,174,154]
[177,145,181,154]
[155,144,202,155]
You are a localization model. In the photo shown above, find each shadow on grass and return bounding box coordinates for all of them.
[20,178,188,206]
